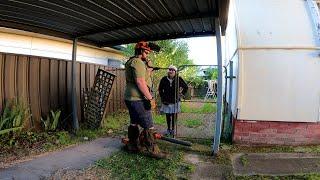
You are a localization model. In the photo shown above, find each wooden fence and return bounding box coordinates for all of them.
[0,52,126,129]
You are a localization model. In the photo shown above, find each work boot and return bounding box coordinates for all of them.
[139,129,168,159]
[125,125,140,153]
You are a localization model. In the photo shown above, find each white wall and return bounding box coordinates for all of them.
[225,0,240,116]
[228,0,320,122]
[0,28,125,66]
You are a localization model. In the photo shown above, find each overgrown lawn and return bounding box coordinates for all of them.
[181,102,217,114]
[95,141,194,180]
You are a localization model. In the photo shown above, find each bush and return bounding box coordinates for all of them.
[0,99,30,135]
[41,110,61,131]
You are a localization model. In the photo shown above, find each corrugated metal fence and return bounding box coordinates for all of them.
[0,52,126,129]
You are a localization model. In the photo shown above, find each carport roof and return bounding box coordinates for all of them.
[0,0,229,47]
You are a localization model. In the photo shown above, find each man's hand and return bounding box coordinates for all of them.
[150,99,157,110]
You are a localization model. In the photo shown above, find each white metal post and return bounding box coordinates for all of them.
[71,38,79,130]
[213,18,223,155]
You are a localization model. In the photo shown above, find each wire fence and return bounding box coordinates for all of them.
[153,65,219,140]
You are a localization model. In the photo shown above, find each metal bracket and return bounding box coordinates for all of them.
[226,76,236,79]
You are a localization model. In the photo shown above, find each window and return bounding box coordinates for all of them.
[108,59,123,68]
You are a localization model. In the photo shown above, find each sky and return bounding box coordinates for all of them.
[182,36,217,65]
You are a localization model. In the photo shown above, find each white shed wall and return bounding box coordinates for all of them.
[226,0,320,122]
[225,0,240,116]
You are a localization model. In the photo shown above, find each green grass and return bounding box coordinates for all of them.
[240,154,249,167]
[181,118,203,128]
[153,113,166,125]
[103,111,129,130]
[153,113,203,128]
[95,141,194,180]
[181,102,217,113]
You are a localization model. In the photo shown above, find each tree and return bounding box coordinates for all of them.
[202,67,218,80]
[122,39,206,90]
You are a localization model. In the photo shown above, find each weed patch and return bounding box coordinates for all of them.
[181,102,216,113]
[103,111,129,131]
[153,113,166,125]
[181,118,202,128]
[240,154,249,167]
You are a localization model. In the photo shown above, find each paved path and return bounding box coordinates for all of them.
[0,137,121,180]
[184,153,231,180]
[232,153,320,176]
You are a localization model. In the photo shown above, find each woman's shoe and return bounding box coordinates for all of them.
[164,129,171,136]
[170,130,175,137]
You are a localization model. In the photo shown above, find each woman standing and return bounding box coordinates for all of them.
[158,65,188,136]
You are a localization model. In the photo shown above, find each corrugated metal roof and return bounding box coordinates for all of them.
[0,0,229,47]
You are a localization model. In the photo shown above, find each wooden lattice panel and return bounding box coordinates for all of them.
[83,69,116,129]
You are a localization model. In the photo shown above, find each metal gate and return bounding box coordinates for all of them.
[175,65,219,140]
[153,65,223,141]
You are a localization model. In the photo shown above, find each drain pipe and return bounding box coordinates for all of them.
[213,18,224,156]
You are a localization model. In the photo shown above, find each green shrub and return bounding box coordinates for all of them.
[0,99,30,135]
[41,110,61,131]
[56,131,72,145]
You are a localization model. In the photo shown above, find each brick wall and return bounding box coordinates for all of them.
[233,120,320,145]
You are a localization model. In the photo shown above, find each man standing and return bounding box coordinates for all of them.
[124,41,165,159]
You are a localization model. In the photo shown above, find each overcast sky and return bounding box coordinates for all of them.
[181,36,218,65]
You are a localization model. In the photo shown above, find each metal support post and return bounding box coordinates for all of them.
[213,18,223,155]
[71,38,79,131]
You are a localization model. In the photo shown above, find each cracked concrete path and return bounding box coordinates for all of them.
[232,153,320,176]
[0,137,121,180]
[184,153,232,180]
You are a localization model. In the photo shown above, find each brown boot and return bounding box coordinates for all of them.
[124,125,140,153]
[139,129,168,159]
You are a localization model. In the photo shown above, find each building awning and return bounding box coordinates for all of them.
[0,0,229,47]
[0,0,230,154]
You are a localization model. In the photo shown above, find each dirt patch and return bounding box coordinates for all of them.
[49,167,110,180]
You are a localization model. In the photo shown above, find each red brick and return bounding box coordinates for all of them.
[233,135,241,141]
[233,120,320,146]
[269,123,288,129]
[296,128,307,133]
[250,133,268,138]
[276,128,297,134]
[260,128,277,134]
[238,132,249,137]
